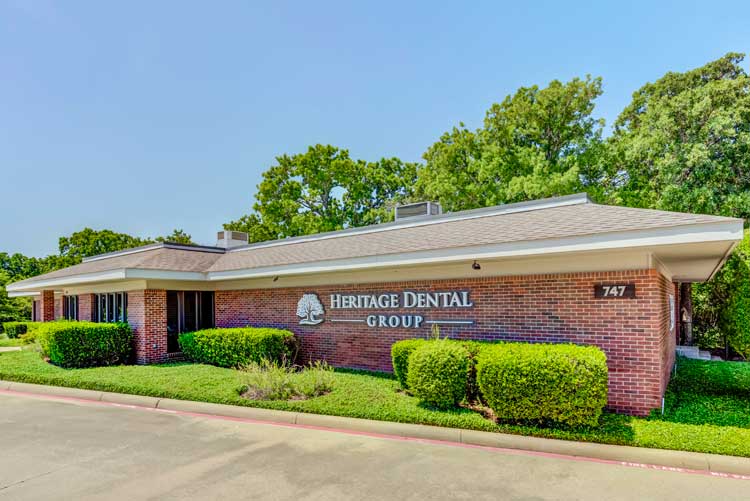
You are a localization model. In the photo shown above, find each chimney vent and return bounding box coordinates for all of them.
[395,201,442,221]
[216,230,248,249]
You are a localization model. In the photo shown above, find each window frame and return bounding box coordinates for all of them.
[63,295,79,321]
[94,292,127,323]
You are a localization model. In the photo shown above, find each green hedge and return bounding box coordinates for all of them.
[2,321,41,339]
[407,342,469,409]
[179,327,297,368]
[37,321,132,369]
[391,338,488,398]
[477,343,608,427]
[391,338,427,389]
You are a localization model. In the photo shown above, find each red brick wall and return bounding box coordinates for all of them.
[78,294,96,322]
[128,290,168,364]
[215,269,674,416]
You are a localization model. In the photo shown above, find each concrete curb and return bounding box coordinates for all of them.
[2,379,750,476]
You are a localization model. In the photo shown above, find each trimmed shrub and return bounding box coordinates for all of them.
[391,338,428,389]
[477,343,608,427]
[2,322,40,339]
[407,342,470,409]
[179,327,297,368]
[392,338,493,398]
[37,321,132,368]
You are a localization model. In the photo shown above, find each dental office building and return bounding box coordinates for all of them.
[7,194,744,416]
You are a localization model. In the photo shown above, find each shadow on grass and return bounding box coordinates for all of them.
[334,367,396,380]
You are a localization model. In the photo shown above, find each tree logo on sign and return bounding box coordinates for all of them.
[297,293,325,325]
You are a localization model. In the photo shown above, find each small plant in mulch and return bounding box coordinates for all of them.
[240,359,335,401]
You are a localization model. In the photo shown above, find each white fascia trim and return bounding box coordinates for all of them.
[6,269,128,292]
[208,220,744,282]
[6,269,205,292]
[227,195,590,253]
[6,291,40,298]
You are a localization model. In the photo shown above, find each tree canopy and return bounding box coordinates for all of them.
[59,228,152,261]
[608,52,750,218]
[155,229,195,246]
[225,144,418,242]
[416,76,606,211]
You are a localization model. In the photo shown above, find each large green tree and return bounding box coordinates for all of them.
[608,53,750,218]
[608,53,750,355]
[225,144,418,241]
[416,76,607,211]
[59,228,153,261]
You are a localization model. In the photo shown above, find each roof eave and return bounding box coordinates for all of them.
[7,219,743,291]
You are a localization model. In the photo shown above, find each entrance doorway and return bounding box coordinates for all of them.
[166,291,215,353]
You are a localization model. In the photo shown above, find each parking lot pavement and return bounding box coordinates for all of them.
[0,392,746,500]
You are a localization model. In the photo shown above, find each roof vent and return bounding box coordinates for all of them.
[395,201,442,221]
[216,230,248,249]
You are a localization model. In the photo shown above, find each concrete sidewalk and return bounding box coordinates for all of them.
[2,379,750,478]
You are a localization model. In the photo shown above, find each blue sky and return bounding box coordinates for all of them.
[1,1,748,256]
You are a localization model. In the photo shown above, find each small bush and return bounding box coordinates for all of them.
[241,360,334,400]
[37,321,132,368]
[391,338,428,389]
[407,342,469,409]
[179,327,297,368]
[477,343,607,427]
[392,338,492,398]
[2,322,40,339]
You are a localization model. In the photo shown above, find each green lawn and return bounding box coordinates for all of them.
[1,350,750,457]
[0,336,23,348]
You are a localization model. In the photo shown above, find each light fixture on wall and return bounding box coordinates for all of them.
[472,260,481,270]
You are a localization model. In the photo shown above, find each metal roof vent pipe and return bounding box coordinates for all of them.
[216,230,249,249]
[394,201,442,221]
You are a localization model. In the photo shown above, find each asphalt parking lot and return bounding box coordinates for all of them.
[0,392,746,500]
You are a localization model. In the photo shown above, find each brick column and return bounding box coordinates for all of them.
[78,294,96,322]
[128,290,168,364]
[40,290,56,322]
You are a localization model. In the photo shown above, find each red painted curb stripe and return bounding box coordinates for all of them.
[2,388,749,481]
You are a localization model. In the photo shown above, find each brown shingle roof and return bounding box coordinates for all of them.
[8,245,224,287]
[8,195,741,288]
[208,203,737,272]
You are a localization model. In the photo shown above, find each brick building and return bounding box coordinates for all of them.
[8,194,744,415]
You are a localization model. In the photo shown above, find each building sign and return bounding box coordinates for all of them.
[594,283,636,299]
[296,290,474,329]
[296,294,325,325]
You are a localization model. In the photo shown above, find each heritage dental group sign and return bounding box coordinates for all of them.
[296,290,475,329]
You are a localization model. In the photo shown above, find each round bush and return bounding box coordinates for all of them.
[179,327,297,368]
[2,322,39,339]
[477,343,608,427]
[406,341,469,409]
[391,338,427,389]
